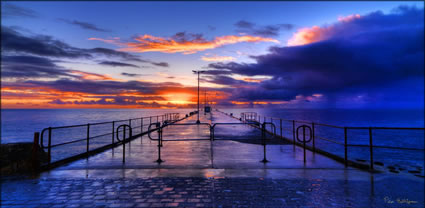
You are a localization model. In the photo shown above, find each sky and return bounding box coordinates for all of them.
[1,1,424,109]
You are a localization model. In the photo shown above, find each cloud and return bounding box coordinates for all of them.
[205,6,424,107]
[121,72,143,77]
[1,3,38,18]
[1,26,92,58]
[1,55,118,81]
[89,32,279,54]
[1,55,75,79]
[201,55,236,62]
[208,25,216,31]
[99,61,140,68]
[1,26,169,67]
[151,62,169,67]
[58,18,110,32]
[235,20,294,37]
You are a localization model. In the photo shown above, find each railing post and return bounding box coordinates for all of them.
[48,127,52,164]
[140,118,143,133]
[292,120,295,144]
[157,116,159,123]
[303,126,306,163]
[112,121,115,144]
[86,123,90,156]
[344,127,348,167]
[261,124,268,163]
[369,127,374,170]
[156,125,163,163]
[123,126,126,163]
[129,119,131,127]
[312,122,315,152]
[280,119,282,138]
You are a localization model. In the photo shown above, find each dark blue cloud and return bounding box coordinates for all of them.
[121,72,143,77]
[99,61,140,68]
[235,20,293,37]
[1,55,75,78]
[207,6,424,108]
[1,26,170,67]
[58,18,110,32]
[1,3,38,18]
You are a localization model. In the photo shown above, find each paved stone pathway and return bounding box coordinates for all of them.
[2,175,424,208]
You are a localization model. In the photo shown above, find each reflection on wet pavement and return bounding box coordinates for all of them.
[2,111,424,207]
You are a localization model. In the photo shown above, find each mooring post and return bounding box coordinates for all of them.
[369,127,374,170]
[344,127,348,167]
[32,132,40,170]
[48,127,52,164]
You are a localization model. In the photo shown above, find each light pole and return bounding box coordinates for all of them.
[192,70,205,124]
[204,90,207,115]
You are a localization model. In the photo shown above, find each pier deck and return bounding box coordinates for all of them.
[2,111,424,207]
[47,111,346,173]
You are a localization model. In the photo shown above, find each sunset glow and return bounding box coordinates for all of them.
[1,1,423,109]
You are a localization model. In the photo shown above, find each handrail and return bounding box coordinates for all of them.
[315,136,344,145]
[347,144,424,151]
[39,112,182,165]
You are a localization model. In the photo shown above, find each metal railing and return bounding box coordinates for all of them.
[234,111,425,170]
[36,113,181,167]
[147,120,276,164]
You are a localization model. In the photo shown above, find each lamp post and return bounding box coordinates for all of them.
[204,89,207,115]
[192,70,205,124]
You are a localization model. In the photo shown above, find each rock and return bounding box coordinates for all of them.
[387,166,396,170]
[1,142,48,175]
[373,161,384,166]
[408,170,421,174]
[355,159,366,162]
[389,170,399,173]
[398,167,406,171]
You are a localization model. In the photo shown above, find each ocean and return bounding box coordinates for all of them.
[1,108,424,168]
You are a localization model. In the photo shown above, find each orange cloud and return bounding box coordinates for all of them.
[89,34,279,54]
[287,26,329,46]
[242,78,264,83]
[201,55,236,62]
[287,14,361,46]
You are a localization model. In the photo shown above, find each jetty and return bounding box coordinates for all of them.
[1,109,424,207]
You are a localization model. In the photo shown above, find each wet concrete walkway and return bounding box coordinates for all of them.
[46,111,347,173]
[2,111,424,207]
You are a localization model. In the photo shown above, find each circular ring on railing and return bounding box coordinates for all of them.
[148,122,161,140]
[116,124,132,142]
[296,125,312,143]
